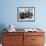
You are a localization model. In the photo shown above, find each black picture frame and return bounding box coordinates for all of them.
[17,7,35,22]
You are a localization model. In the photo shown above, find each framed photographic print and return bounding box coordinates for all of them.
[17,7,35,22]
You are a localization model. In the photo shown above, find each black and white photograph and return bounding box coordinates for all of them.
[17,7,35,22]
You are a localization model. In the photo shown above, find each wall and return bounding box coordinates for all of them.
[0,0,46,30]
[0,0,46,44]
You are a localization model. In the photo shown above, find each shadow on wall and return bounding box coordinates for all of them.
[0,24,7,43]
